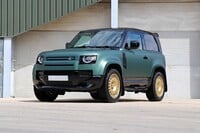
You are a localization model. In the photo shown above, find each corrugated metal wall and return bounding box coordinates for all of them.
[0,0,101,37]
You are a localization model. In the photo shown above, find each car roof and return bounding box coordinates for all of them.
[79,28,159,37]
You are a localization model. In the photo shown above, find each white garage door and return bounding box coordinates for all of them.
[161,38,190,98]
[160,31,200,99]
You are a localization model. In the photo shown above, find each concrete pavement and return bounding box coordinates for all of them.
[0,98,200,133]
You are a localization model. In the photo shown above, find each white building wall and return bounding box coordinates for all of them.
[13,2,200,99]
[119,3,200,31]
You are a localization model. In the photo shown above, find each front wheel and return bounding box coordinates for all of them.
[146,72,166,101]
[90,92,102,101]
[100,69,122,103]
[34,86,58,102]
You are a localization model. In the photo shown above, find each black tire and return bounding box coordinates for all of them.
[146,72,166,101]
[34,86,58,102]
[100,69,122,103]
[90,92,102,101]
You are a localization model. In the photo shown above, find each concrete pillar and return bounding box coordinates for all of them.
[111,0,119,28]
[3,38,13,98]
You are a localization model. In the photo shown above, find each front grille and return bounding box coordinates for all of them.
[44,56,76,66]
[46,56,76,61]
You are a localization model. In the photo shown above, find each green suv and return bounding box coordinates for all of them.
[33,28,167,102]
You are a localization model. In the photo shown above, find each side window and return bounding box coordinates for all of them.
[144,34,159,52]
[125,32,142,50]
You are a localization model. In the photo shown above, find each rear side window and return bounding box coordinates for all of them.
[144,34,159,52]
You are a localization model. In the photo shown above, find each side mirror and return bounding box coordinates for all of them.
[130,41,139,49]
[65,42,70,48]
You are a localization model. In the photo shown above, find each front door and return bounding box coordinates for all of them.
[123,31,151,86]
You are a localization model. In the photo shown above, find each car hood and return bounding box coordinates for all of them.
[39,48,121,57]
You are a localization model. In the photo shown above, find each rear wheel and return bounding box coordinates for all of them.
[146,72,165,101]
[34,86,58,102]
[100,69,122,103]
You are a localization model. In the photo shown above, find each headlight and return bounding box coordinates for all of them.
[37,56,44,64]
[80,55,97,64]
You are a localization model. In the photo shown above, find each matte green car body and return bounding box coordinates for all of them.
[33,48,165,82]
[33,28,167,102]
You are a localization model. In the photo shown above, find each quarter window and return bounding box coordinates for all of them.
[144,34,159,52]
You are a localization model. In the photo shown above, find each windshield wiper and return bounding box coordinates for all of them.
[74,46,92,48]
[74,45,119,49]
[93,46,119,49]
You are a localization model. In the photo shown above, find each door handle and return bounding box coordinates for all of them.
[143,56,148,60]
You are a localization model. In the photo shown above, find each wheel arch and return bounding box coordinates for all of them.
[105,64,122,76]
[105,63,125,96]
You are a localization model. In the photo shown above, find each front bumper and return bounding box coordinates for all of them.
[33,70,104,92]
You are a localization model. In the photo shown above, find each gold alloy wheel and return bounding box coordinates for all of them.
[108,73,121,99]
[155,76,165,97]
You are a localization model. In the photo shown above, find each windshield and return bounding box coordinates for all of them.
[69,30,124,48]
